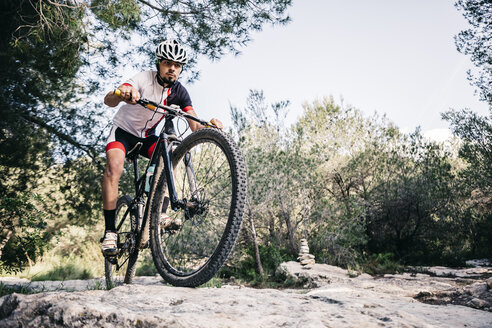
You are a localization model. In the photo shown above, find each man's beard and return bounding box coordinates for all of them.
[157,73,176,87]
[162,77,176,84]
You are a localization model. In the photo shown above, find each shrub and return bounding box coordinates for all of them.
[31,262,93,281]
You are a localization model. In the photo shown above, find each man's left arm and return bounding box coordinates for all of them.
[185,109,223,132]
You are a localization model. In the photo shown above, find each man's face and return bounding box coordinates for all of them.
[158,59,182,84]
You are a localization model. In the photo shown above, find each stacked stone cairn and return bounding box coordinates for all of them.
[298,238,315,268]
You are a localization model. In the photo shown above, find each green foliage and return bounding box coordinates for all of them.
[141,0,292,61]
[454,0,492,104]
[363,253,403,275]
[220,244,294,284]
[230,91,490,277]
[365,131,456,264]
[4,229,106,282]
[443,109,492,192]
[442,108,492,260]
[91,0,141,29]
[256,244,296,276]
[291,98,384,267]
[437,1,492,264]
[135,251,157,276]
[31,262,93,281]
[58,157,105,225]
[198,277,223,288]
[0,194,48,273]
[0,1,103,216]
[309,198,367,268]
[0,282,35,297]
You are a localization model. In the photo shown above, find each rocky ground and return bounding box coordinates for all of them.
[1,261,491,327]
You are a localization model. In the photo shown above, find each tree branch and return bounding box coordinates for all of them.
[137,0,200,15]
[20,112,98,159]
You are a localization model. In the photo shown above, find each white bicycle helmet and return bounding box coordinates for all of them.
[155,40,188,65]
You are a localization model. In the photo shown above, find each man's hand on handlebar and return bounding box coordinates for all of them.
[117,84,140,104]
[210,118,223,130]
[104,85,140,107]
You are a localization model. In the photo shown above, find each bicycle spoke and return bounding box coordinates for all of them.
[198,160,229,188]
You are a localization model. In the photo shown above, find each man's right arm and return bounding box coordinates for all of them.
[104,90,122,107]
[104,83,141,107]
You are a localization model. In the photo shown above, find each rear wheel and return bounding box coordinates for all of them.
[149,128,247,287]
[104,195,139,288]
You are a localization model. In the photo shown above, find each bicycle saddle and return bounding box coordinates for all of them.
[126,142,143,161]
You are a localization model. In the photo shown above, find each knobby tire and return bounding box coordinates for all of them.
[148,128,247,287]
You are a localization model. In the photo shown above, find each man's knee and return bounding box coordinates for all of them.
[105,161,124,181]
[104,150,125,181]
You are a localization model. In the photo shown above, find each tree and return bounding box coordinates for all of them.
[444,1,492,261]
[0,194,48,273]
[0,1,91,194]
[293,98,405,267]
[0,0,292,271]
[1,0,293,186]
[228,89,488,274]
[443,109,492,194]
[229,90,295,276]
[1,0,292,169]
[364,131,457,263]
[443,109,492,259]
[454,0,492,104]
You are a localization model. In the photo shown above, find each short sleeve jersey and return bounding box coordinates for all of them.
[112,70,193,138]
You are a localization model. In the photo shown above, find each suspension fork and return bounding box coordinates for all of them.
[161,139,181,211]
[184,152,200,200]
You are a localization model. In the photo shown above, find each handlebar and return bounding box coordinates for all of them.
[113,89,217,129]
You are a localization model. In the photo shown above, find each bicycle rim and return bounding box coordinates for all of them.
[150,129,246,286]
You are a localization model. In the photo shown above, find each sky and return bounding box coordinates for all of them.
[182,0,489,140]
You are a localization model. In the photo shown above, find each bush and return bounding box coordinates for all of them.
[363,252,403,275]
[135,251,157,276]
[0,194,48,273]
[220,244,295,285]
[0,282,34,297]
[31,262,93,281]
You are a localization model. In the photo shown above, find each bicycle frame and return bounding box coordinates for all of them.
[112,88,214,248]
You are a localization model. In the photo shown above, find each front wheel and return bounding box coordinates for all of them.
[149,128,247,287]
[104,195,139,288]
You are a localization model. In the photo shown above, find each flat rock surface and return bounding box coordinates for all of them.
[1,262,492,327]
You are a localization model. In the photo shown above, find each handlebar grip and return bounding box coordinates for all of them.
[114,88,156,111]
[114,88,136,103]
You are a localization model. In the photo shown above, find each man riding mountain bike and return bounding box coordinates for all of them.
[101,40,223,255]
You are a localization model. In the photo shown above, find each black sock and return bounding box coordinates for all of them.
[104,209,117,232]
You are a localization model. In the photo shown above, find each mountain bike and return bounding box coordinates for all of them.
[104,89,247,288]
